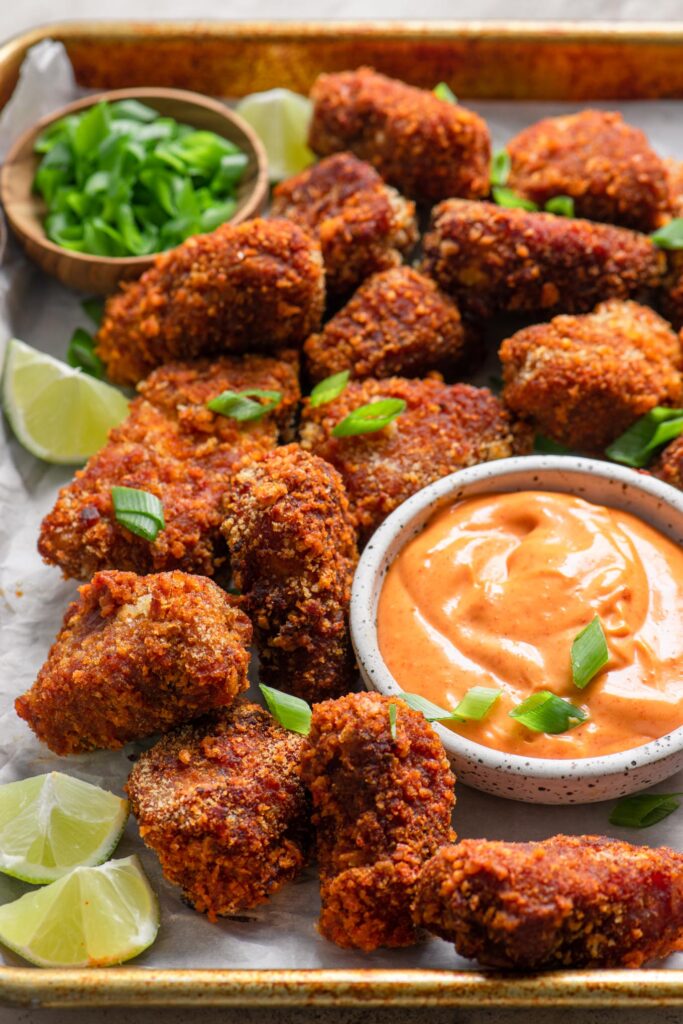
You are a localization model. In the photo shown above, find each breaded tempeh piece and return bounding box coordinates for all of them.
[222,445,357,703]
[299,377,528,544]
[500,300,682,452]
[300,691,455,950]
[96,218,324,385]
[652,434,683,488]
[506,110,671,231]
[126,700,310,920]
[421,199,665,320]
[308,68,490,204]
[38,354,300,580]
[304,267,465,382]
[15,570,252,755]
[271,153,418,299]
[413,835,683,968]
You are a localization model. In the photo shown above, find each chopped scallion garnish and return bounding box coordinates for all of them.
[389,703,398,740]
[332,398,406,438]
[605,407,683,468]
[651,218,683,250]
[491,186,538,211]
[81,297,105,328]
[544,195,575,217]
[111,486,164,542]
[609,792,683,828]
[259,684,312,735]
[309,370,350,409]
[66,328,104,379]
[571,616,609,689]
[452,686,502,721]
[433,82,457,103]
[490,149,511,187]
[509,691,587,734]
[398,692,453,722]
[533,434,571,455]
[207,389,282,422]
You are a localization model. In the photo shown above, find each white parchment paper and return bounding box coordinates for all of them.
[2,41,683,972]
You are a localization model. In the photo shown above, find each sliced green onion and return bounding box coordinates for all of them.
[605,407,683,468]
[81,298,105,327]
[433,82,457,103]
[207,389,282,422]
[571,616,609,690]
[109,99,159,123]
[452,687,501,721]
[309,370,350,408]
[111,486,164,541]
[488,374,503,394]
[533,434,571,455]
[490,149,511,187]
[66,328,104,379]
[260,684,312,735]
[398,692,453,722]
[389,703,398,740]
[492,186,539,212]
[651,218,683,250]
[609,792,683,829]
[545,195,575,217]
[332,398,406,438]
[509,691,587,734]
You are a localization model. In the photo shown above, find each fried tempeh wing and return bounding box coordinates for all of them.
[15,570,251,755]
[126,700,310,920]
[300,691,455,950]
[96,218,324,385]
[222,444,357,703]
[413,835,683,969]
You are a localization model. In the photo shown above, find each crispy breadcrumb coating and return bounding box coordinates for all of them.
[308,67,490,204]
[126,700,309,921]
[500,300,682,452]
[506,110,671,231]
[413,835,683,969]
[96,219,324,385]
[304,267,465,383]
[38,354,300,580]
[300,691,455,950]
[271,153,418,300]
[652,434,683,488]
[299,377,529,544]
[421,199,665,320]
[15,570,251,755]
[222,444,357,703]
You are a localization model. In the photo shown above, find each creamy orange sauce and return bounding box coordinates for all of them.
[377,491,683,759]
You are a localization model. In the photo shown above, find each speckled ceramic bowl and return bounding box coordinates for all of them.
[350,455,683,805]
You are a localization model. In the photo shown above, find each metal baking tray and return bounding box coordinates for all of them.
[2,18,683,1009]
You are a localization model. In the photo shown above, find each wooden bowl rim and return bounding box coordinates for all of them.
[0,85,269,270]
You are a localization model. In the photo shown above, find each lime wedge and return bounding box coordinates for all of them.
[0,856,159,967]
[236,88,315,181]
[1,338,129,464]
[0,772,129,885]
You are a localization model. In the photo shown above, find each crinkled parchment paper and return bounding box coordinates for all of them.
[1,41,683,971]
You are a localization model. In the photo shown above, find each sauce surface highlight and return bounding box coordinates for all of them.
[377,490,683,759]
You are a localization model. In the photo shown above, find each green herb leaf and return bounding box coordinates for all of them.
[609,792,683,829]
[66,328,104,379]
[309,370,350,409]
[389,703,398,740]
[605,407,683,468]
[571,616,609,689]
[72,101,111,157]
[332,398,406,438]
[452,687,502,721]
[533,434,572,455]
[260,684,312,735]
[651,218,683,250]
[111,486,165,541]
[509,691,587,734]
[433,82,457,103]
[81,298,105,327]
[207,389,282,421]
[490,149,511,187]
[545,195,575,217]
[398,692,453,722]
[492,186,539,211]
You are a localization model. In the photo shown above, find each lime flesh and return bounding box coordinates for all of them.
[236,88,315,181]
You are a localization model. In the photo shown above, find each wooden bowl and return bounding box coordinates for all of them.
[0,87,269,295]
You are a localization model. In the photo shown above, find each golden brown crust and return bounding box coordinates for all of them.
[413,835,683,969]
[38,355,300,580]
[500,299,683,452]
[300,691,455,950]
[222,444,358,703]
[304,267,465,383]
[308,67,491,204]
[126,700,310,920]
[506,110,671,231]
[271,153,417,299]
[299,376,529,544]
[652,433,683,487]
[96,218,324,385]
[421,199,665,320]
[15,570,252,755]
